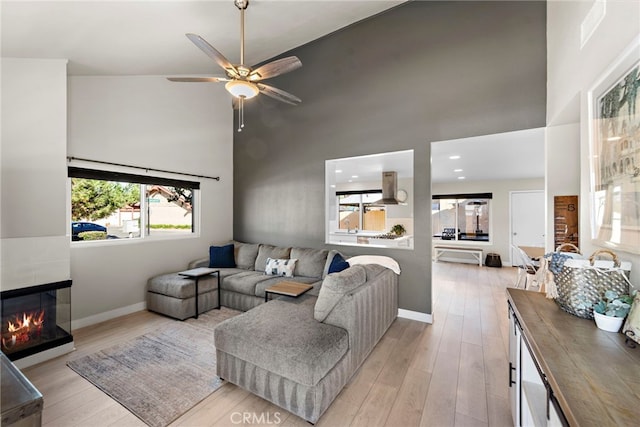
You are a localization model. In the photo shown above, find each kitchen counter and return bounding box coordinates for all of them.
[328,232,413,248]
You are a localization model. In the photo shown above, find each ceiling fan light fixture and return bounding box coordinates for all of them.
[225,80,259,99]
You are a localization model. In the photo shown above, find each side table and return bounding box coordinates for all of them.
[264,281,313,302]
[178,267,220,319]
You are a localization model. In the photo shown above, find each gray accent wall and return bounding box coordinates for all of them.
[233,1,546,314]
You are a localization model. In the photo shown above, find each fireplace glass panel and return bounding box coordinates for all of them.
[1,281,73,361]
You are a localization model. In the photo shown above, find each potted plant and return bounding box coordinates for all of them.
[390,224,406,236]
[592,290,634,332]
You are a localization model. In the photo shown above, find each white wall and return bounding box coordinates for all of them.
[432,178,545,265]
[1,58,71,290]
[547,0,640,289]
[67,76,233,324]
[545,123,581,250]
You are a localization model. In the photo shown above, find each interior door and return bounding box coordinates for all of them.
[511,190,545,264]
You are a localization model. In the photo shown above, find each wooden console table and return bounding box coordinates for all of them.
[507,288,640,426]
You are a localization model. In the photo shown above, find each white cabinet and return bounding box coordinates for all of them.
[508,307,521,427]
[547,394,565,427]
[508,303,568,427]
[520,341,547,427]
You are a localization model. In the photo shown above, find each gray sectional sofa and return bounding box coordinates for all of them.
[146,241,399,424]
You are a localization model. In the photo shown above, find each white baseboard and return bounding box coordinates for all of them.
[72,301,146,330]
[398,308,432,324]
[13,342,76,369]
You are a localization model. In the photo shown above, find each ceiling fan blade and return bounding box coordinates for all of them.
[185,33,239,77]
[258,83,302,105]
[166,77,229,83]
[249,56,302,81]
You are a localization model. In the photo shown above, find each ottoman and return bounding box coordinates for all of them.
[147,272,220,320]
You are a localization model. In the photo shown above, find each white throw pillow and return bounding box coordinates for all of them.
[264,258,298,277]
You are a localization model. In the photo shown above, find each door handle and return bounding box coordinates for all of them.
[509,362,516,387]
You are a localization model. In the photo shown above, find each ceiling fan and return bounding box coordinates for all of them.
[167,0,302,132]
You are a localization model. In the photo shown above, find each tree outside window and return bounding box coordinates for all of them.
[69,168,198,242]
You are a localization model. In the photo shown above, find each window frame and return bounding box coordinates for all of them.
[432,193,493,244]
[68,167,201,244]
[336,190,386,233]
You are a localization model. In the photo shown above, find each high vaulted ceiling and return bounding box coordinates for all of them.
[1,0,404,76]
[2,1,546,183]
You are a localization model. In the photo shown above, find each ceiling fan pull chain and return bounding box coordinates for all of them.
[237,96,246,132]
[238,97,242,132]
[241,97,245,129]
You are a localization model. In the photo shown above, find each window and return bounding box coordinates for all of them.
[69,167,199,242]
[338,192,386,232]
[325,149,414,249]
[432,193,492,242]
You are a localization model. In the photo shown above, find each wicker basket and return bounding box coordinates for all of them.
[554,249,631,319]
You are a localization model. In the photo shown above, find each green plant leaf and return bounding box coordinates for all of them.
[604,290,618,301]
[594,300,606,314]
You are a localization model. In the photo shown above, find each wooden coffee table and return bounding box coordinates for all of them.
[265,281,314,302]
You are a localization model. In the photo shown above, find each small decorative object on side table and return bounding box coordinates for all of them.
[178,267,220,319]
[264,281,313,302]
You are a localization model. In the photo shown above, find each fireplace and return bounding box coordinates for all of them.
[1,280,73,361]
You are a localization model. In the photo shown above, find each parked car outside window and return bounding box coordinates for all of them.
[71,222,107,241]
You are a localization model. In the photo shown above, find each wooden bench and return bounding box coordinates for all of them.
[433,245,483,267]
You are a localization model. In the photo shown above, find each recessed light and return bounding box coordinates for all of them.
[454,169,463,172]
[449,155,461,160]
[458,176,466,180]
[336,169,343,173]
[607,136,622,141]
[348,180,353,183]
[351,175,358,178]
[330,184,336,188]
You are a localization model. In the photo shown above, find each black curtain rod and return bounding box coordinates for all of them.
[67,156,220,181]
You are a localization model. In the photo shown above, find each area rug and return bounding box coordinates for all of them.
[67,307,239,427]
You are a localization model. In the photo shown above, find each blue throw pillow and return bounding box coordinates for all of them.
[328,253,350,274]
[209,244,236,268]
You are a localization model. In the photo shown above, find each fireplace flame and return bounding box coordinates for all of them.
[2,310,45,351]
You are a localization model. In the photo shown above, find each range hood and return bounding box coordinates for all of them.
[376,171,400,205]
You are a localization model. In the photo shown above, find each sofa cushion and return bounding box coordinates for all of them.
[290,247,329,279]
[328,252,350,274]
[217,267,250,280]
[314,265,367,322]
[233,241,260,270]
[222,271,273,295]
[148,272,219,299]
[255,244,291,272]
[265,258,298,277]
[209,244,236,268]
[214,296,348,387]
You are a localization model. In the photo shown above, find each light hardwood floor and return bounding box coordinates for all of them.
[22,262,516,427]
